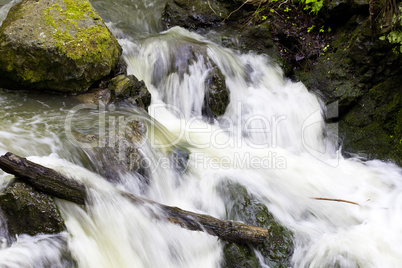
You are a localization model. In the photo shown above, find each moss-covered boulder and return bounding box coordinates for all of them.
[0,180,65,237]
[0,0,122,93]
[218,181,293,267]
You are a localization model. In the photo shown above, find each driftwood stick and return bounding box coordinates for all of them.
[0,152,268,244]
[312,197,360,206]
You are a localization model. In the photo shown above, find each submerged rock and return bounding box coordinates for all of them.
[73,118,147,181]
[203,66,229,118]
[0,180,65,237]
[218,181,293,267]
[151,39,230,118]
[74,88,111,105]
[0,0,121,93]
[223,243,260,268]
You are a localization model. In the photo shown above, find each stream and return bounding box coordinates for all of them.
[1,0,402,267]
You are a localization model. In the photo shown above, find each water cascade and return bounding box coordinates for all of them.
[1,0,402,267]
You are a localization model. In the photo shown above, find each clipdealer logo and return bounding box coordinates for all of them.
[64,100,340,170]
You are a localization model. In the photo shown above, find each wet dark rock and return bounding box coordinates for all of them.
[0,180,65,237]
[129,78,151,110]
[295,13,402,165]
[161,0,253,30]
[112,58,128,77]
[0,0,122,93]
[127,90,152,111]
[238,23,290,75]
[296,15,400,113]
[339,77,402,165]
[223,243,260,268]
[321,0,369,28]
[203,66,230,118]
[219,181,293,268]
[162,0,228,30]
[108,74,152,110]
[239,23,276,53]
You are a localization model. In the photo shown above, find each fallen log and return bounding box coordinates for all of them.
[0,152,268,244]
[0,152,86,204]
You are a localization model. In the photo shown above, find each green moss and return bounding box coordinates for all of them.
[109,74,132,97]
[379,4,402,53]
[0,43,45,83]
[4,49,15,72]
[223,243,259,268]
[22,68,35,81]
[43,0,116,63]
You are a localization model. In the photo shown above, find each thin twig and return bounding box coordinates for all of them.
[278,0,288,9]
[223,0,250,22]
[207,0,217,16]
[312,197,360,206]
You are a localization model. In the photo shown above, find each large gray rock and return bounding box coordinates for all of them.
[0,0,122,93]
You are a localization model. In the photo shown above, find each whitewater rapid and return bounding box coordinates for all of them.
[0,0,402,267]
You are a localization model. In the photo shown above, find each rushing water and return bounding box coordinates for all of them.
[1,0,402,267]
